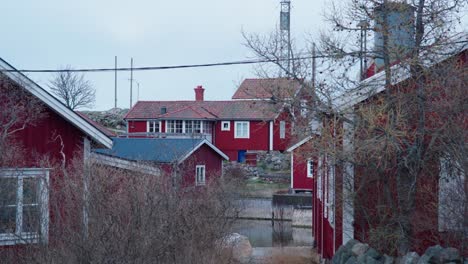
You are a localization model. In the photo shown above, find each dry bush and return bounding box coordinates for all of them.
[1,158,242,264]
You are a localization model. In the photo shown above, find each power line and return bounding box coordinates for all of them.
[0,55,330,73]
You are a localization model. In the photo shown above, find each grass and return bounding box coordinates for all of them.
[241,177,290,198]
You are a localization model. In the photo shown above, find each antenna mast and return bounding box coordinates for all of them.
[280,0,291,77]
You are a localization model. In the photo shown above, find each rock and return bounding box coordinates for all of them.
[222,233,253,263]
[419,245,444,264]
[383,254,394,264]
[365,255,384,264]
[438,247,461,263]
[365,248,381,260]
[399,252,420,264]
[351,242,369,256]
[345,256,358,264]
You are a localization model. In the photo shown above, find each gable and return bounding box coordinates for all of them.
[0,58,112,149]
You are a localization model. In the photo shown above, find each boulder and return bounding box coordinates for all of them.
[222,233,253,264]
[438,247,461,263]
[383,254,394,264]
[418,245,444,264]
[399,252,420,264]
[345,256,358,264]
[351,242,370,256]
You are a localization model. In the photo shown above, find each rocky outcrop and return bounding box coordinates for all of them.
[83,108,128,132]
[332,240,465,264]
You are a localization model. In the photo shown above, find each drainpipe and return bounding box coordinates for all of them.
[332,116,337,254]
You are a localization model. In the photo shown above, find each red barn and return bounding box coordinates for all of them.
[123,80,302,162]
[93,138,228,187]
[0,58,112,246]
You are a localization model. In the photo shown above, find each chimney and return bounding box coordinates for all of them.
[194,85,205,101]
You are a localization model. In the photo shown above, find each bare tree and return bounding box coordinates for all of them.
[49,67,95,110]
[0,74,46,166]
[243,0,467,256]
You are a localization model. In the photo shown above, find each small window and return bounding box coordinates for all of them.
[234,121,249,139]
[307,159,314,178]
[280,121,286,139]
[300,100,308,117]
[195,165,206,186]
[0,169,49,246]
[147,121,160,133]
[221,121,230,131]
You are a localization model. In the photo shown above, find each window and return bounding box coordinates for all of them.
[234,121,249,139]
[438,156,465,231]
[0,169,49,246]
[185,121,193,133]
[195,165,206,186]
[193,121,202,133]
[280,121,286,139]
[307,159,314,178]
[166,120,183,133]
[300,100,308,117]
[221,121,230,131]
[147,121,160,133]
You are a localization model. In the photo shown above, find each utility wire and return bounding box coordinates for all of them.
[2,39,465,73]
[1,55,332,73]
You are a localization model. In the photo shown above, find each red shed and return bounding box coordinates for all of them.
[0,57,112,247]
[93,138,229,187]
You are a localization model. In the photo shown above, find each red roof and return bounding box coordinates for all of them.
[232,78,303,100]
[124,100,281,120]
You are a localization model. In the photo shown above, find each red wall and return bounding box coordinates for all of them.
[9,106,85,167]
[273,111,292,151]
[127,120,147,133]
[291,142,314,190]
[214,120,269,161]
[159,144,223,187]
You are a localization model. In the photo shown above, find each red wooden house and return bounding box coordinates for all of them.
[123,79,305,162]
[0,58,113,246]
[286,136,316,192]
[309,39,468,260]
[93,137,228,187]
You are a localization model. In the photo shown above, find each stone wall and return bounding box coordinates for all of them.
[332,240,466,264]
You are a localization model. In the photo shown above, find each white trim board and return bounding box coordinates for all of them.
[0,58,112,149]
[178,139,229,163]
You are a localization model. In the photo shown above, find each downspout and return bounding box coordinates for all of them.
[290,151,294,189]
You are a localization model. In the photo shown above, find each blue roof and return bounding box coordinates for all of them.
[93,137,206,163]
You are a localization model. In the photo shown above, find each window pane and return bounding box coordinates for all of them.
[149,122,154,132]
[194,121,201,133]
[176,120,183,133]
[23,178,39,205]
[0,178,17,206]
[22,205,40,233]
[0,206,16,233]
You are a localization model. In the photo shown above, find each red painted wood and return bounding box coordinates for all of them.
[127,120,147,133]
[273,111,292,151]
[214,120,269,160]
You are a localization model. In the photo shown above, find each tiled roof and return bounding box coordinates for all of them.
[94,138,204,163]
[77,112,117,137]
[125,100,280,120]
[232,78,303,100]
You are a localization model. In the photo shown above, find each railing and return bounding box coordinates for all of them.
[117,132,213,142]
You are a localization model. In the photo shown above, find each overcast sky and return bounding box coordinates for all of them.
[3,1,468,110]
[1,0,329,110]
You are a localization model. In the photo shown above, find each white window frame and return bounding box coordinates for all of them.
[307,159,314,178]
[195,165,206,186]
[280,121,286,139]
[147,120,161,133]
[300,100,308,117]
[234,121,250,139]
[438,156,465,232]
[221,121,230,131]
[0,168,49,246]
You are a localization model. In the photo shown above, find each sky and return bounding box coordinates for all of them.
[1,0,327,110]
